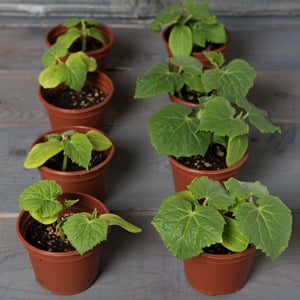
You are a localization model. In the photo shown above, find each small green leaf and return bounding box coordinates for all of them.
[203,51,224,68]
[86,27,107,45]
[38,63,67,89]
[222,216,249,252]
[100,214,142,233]
[42,43,69,67]
[226,134,248,167]
[63,18,82,27]
[63,133,93,170]
[134,62,183,98]
[56,27,82,50]
[192,21,226,48]
[171,56,203,74]
[234,195,292,260]
[183,0,216,23]
[63,213,109,255]
[188,176,235,210]
[24,139,63,169]
[148,103,211,157]
[169,24,193,56]
[224,178,269,201]
[148,3,183,32]
[86,130,112,151]
[199,96,249,137]
[152,194,225,259]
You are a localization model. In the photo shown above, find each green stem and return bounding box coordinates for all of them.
[62,153,68,171]
[81,20,87,52]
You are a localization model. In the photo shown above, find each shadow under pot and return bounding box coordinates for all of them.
[38,71,114,130]
[30,126,115,200]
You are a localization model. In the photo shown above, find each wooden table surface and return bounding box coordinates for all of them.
[0,16,300,299]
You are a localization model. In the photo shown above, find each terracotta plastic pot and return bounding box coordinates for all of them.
[16,192,109,295]
[168,150,249,192]
[184,246,256,295]
[32,126,114,200]
[162,25,230,68]
[45,23,114,71]
[38,71,114,130]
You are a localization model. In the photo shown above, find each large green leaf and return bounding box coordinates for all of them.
[234,195,292,260]
[192,22,226,47]
[148,3,183,32]
[198,96,249,137]
[224,177,269,201]
[171,55,203,74]
[63,133,93,169]
[19,180,63,224]
[134,62,183,98]
[226,134,248,167]
[56,27,82,50]
[86,130,112,151]
[148,103,211,157]
[152,194,225,259]
[169,24,193,56]
[23,139,63,169]
[202,59,256,101]
[63,213,109,255]
[38,63,67,89]
[188,176,235,210]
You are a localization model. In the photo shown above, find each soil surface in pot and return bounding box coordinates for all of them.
[26,217,75,252]
[204,244,253,255]
[47,85,106,109]
[177,88,212,104]
[176,144,227,170]
[193,41,224,53]
[44,150,107,171]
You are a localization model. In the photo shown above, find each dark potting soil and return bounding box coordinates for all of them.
[193,41,223,53]
[44,150,107,171]
[48,85,106,109]
[176,144,227,170]
[177,88,212,104]
[69,37,103,52]
[26,217,75,252]
[204,244,233,255]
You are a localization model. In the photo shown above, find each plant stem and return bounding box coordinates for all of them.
[62,153,68,171]
[81,20,87,52]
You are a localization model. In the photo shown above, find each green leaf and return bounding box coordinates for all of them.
[152,193,225,259]
[38,63,67,89]
[202,59,256,101]
[192,22,226,48]
[63,133,93,170]
[148,103,211,157]
[203,51,224,68]
[226,134,248,167]
[234,195,292,260]
[63,18,82,27]
[237,98,281,133]
[86,27,107,45]
[134,62,183,98]
[148,3,183,32]
[222,216,249,252]
[23,139,63,169]
[19,180,63,224]
[42,43,69,67]
[63,213,109,255]
[188,176,235,210]
[86,130,112,151]
[56,27,82,50]
[169,24,193,56]
[100,214,142,233]
[199,96,249,137]
[224,177,270,201]
[183,0,216,23]
[171,55,203,74]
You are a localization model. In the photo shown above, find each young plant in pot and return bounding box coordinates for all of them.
[134,53,256,108]
[152,176,292,295]
[149,0,228,67]
[23,126,114,199]
[16,179,142,295]
[38,47,114,129]
[45,18,114,70]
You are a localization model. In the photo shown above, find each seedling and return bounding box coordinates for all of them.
[152,176,292,260]
[149,0,227,56]
[19,180,142,255]
[57,18,107,53]
[23,129,112,171]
